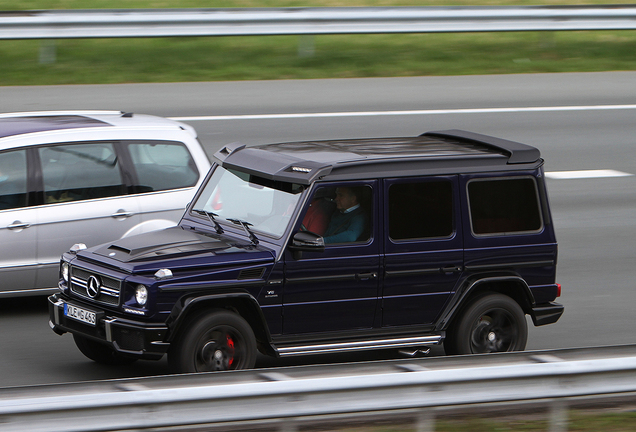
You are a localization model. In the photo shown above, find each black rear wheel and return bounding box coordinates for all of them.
[445,293,527,355]
[168,311,257,373]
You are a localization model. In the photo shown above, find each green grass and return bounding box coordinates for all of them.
[329,410,636,432]
[1,1,635,85]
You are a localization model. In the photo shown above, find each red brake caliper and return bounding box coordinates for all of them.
[226,335,235,366]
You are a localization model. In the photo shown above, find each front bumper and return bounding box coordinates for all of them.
[48,294,169,360]
[530,301,564,326]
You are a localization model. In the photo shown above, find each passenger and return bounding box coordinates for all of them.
[323,187,367,244]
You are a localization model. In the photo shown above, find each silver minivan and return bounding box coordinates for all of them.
[0,111,210,297]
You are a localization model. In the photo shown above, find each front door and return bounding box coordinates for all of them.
[282,181,380,334]
[0,148,37,293]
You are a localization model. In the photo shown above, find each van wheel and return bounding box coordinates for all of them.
[73,334,137,365]
[445,293,527,355]
[168,311,257,373]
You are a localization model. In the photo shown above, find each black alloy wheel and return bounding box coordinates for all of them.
[445,293,528,355]
[168,311,257,373]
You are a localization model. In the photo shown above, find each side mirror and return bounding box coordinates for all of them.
[289,231,325,259]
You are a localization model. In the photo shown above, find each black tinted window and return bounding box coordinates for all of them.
[389,180,453,240]
[468,177,542,235]
[0,149,27,210]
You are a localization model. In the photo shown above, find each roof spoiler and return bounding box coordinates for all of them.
[422,129,541,164]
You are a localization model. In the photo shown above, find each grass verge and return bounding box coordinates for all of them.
[1,30,636,86]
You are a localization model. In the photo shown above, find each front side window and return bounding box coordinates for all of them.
[39,143,125,204]
[301,185,372,245]
[127,141,198,193]
[0,149,28,210]
[192,166,304,238]
[388,180,453,241]
[468,177,542,235]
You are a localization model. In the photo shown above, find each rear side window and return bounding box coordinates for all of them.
[39,143,125,203]
[468,177,542,235]
[127,142,198,193]
[389,180,453,240]
[0,149,28,210]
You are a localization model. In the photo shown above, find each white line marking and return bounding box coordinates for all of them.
[545,170,634,179]
[170,104,636,121]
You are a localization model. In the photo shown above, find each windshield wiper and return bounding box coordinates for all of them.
[192,209,224,234]
[227,218,259,245]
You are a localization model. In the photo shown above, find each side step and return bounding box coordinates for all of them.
[275,335,443,357]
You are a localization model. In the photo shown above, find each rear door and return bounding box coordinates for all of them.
[382,175,463,327]
[34,142,141,289]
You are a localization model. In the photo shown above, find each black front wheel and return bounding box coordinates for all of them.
[445,293,528,355]
[168,311,257,373]
[73,334,138,365]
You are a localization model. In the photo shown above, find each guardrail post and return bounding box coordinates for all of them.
[548,399,568,432]
[39,40,56,64]
[279,420,299,432]
[298,35,315,57]
[415,410,436,432]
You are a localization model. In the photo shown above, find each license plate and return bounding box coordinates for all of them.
[64,303,97,326]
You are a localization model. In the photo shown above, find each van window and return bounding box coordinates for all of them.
[39,143,125,203]
[0,149,28,210]
[388,180,453,240]
[468,177,542,235]
[127,141,198,193]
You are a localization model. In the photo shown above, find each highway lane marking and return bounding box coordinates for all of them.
[170,104,636,121]
[545,169,634,179]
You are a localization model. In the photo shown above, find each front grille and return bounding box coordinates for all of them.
[70,266,121,306]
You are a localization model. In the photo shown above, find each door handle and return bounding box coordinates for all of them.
[111,209,134,219]
[441,265,462,273]
[356,272,378,281]
[7,220,31,230]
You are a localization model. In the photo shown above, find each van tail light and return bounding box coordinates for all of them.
[556,283,561,297]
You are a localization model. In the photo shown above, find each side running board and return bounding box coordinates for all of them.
[275,335,443,357]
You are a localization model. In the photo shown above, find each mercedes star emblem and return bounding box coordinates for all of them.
[86,275,101,299]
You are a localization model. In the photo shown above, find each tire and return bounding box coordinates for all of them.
[73,334,138,365]
[445,293,528,355]
[168,311,257,373]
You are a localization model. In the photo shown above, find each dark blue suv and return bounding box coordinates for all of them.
[49,130,563,373]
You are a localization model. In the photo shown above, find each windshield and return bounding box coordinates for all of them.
[192,166,304,238]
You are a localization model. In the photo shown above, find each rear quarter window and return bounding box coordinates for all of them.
[127,141,199,193]
[468,177,542,236]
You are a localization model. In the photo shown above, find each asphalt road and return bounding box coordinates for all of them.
[1,72,635,387]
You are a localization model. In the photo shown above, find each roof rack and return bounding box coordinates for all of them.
[422,129,540,164]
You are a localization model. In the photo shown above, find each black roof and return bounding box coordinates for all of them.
[214,130,542,185]
[0,115,110,139]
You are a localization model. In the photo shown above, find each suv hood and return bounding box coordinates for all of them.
[91,226,267,264]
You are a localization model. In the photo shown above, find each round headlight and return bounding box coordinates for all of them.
[61,262,69,282]
[135,285,148,306]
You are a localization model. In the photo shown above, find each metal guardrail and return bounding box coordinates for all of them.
[3,345,636,431]
[2,6,636,40]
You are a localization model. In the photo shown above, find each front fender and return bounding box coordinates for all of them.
[166,291,276,355]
